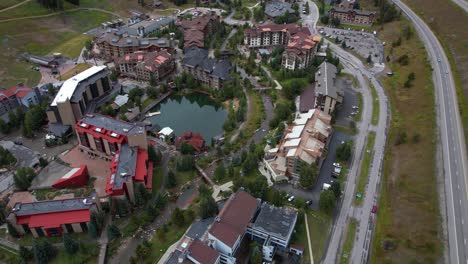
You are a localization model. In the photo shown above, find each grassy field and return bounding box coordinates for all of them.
[52,34,93,58]
[0,0,22,10]
[370,18,441,264]
[50,242,99,264]
[354,131,375,206]
[370,82,379,126]
[150,221,190,262]
[59,63,92,81]
[0,9,111,87]
[0,244,19,264]
[340,218,358,264]
[355,92,363,122]
[401,0,468,151]
[152,167,164,193]
[292,211,332,264]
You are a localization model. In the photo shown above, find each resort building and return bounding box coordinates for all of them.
[7,196,99,238]
[0,84,41,122]
[164,191,301,264]
[182,47,231,90]
[47,66,112,137]
[115,50,175,82]
[117,16,174,37]
[282,33,321,70]
[264,109,332,182]
[74,114,151,203]
[329,6,377,26]
[175,131,206,153]
[314,61,343,115]
[95,33,173,60]
[177,12,220,48]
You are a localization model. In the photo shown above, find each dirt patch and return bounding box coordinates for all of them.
[223,98,240,111]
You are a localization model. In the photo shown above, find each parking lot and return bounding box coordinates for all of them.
[319,27,384,64]
[335,78,359,128]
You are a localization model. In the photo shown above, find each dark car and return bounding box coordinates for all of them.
[371,205,378,214]
[13,141,22,145]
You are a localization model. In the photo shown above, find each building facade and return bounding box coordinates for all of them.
[115,50,175,81]
[47,66,112,136]
[0,85,40,116]
[314,62,343,115]
[96,33,173,60]
[7,196,99,238]
[329,7,376,26]
[182,47,231,90]
[177,12,220,48]
[74,114,151,202]
[282,34,321,70]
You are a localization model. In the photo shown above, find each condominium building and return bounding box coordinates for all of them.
[265,109,332,181]
[329,6,377,26]
[282,33,321,70]
[177,12,220,48]
[314,61,343,115]
[115,50,175,81]
[95,33,173,60]
[0,84,41,121]
[7,196,99,238]
[75,114,151,203]
[182,47,231,90]
[244,23,320,70]
[47,66,112,136]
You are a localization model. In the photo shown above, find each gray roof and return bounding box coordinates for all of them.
[186,217,215,239]
[183,47,231,80]
[265,0,294,17]
[315,62,338,99]
[252,203,298,241]
[165,250,181,264]
[79,114,145,136]
[48,122,72,136]
[331,6,376,16]
[12,197,95,216]
[112,144,138,190]
[97,33,170,48]
[119,17,174,36]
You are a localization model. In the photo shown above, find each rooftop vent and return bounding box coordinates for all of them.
[110,132,118,138]
[95,128,102,133]
[80,123,87,128]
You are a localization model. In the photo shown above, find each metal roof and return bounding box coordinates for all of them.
[12,196,95,216]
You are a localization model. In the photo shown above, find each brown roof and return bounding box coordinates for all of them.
[300,85,316,112]
[208,191,259,248]
[244,23,310,36]
[7,192,34,209]
[178,12,219,32]
[183,29,205,48]
[115,50,173,71]
[188,240,220,264]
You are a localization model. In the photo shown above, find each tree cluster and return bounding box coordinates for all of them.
[33,240,57,264]
[269,101,295,129]
[0,146,16,166]
[299,163,318,188]
[14,167,36,191]
[336,140,353,161]
[176,155,195,171]
[198,184,219,219]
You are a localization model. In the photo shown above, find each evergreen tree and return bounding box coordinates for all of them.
[63,233,79,254]
[20,245,33,262]
[171,208,185,227]
[199,196,218,219]
[319,190,336,214]
[299,164,318,188]
[107,224,121,240]
[165,170,177,188]
[7,222,19,237]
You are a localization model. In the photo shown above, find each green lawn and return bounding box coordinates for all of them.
[355,93,363,123]
[152,167,164,193]
[142,98,156,109]
[59,63,92,81]
[354,131,375,206]
[0,244,19,263]
[369,82,379,126]
[0,10,111,87]
[292,211,332,264]
[340,218,357,264]
[50,242,99,264]
[0,0,23,9]
[150,221,190,262]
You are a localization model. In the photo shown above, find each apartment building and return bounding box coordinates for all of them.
[177,12,220,48]
[7,196,99,238]
[329,6,377,26]
[265,109,332,181]
[96,33,172,60]
[182,47,231,90]
[164,191,300,264]
[0,84,41,124]
[74,114,151,202]
[282,33,321,70]
[117,16,174,37]
[115,50,175,81]
[47,66,112,136]
[315,61,343,115]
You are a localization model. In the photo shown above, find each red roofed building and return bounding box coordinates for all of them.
[0,84,40,117]
[75,114,152,203]
[282,34,321,70]
[207,191,260,263]
[177,12,220,48]
[7,196,99,237]
[52,165,89,189]
[175,131,206,152]
[115,50,175,82]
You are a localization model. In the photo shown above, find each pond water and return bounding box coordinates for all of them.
[147,93,227,141]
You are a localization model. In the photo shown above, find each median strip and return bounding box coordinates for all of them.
[354,131,375,206]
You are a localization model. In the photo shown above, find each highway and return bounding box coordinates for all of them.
[392,0,468,263]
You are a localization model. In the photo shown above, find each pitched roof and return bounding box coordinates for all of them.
[188,240,220,264]
[208,191,260,248]
[0,86,33,100]
[315,62,338,99]
[183,47,231,80]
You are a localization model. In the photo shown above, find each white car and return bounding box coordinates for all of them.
[352,105,359,109]
[288,196,295,202]
[437,58,441,62]
[333,162,341,168]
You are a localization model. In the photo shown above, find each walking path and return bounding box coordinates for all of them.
[0,7,120,23]
[0,0,31,13]
[304,213,314,264]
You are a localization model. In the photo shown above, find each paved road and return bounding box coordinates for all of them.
[392,1,468,263]
[451,0,468,13]
[301,0,319,34]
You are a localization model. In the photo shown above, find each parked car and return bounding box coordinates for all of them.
[371,205,378,214]
[13,141,22,145]
[306,200,312,205]
[288,196,295,202]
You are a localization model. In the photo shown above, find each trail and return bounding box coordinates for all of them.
[0,7,120,23]
[0,0,32,13]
